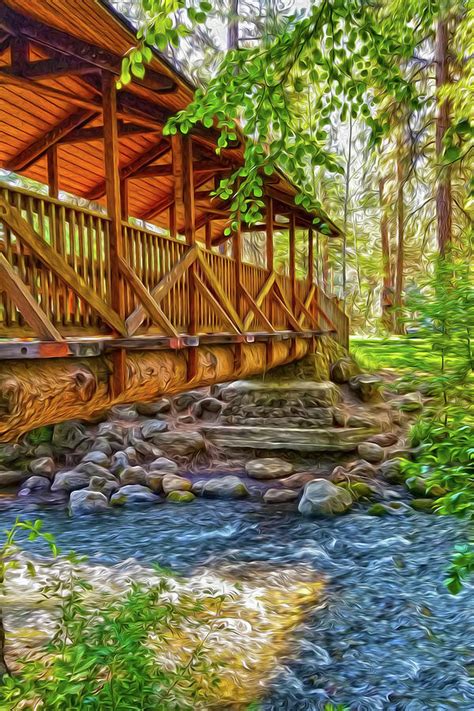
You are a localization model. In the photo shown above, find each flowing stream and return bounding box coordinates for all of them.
[1,498,473,710]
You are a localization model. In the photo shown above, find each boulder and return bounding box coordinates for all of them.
[110,451,130,475]
[81,450,110,467]
[339,481,376,501]
[393,392,424,412]
[349,374,384,402]
[173,391,205,411]
[191,480,207,495]
[108,404,138,421]
[348,460,378,478]
[69,489,109,516]
[405,476,428,497]
[378,459,405,485]
[347,414,378,428]
[0,443,25,466]
[202,475,249,499]
[19,476,51,493]
[149,457,178,474]
[51,470,90,493]
[145,473,164,493]
[263,488,299,504]
[167,491,196,503]
[192,397,223,421]
[133,440,163,459]
[111,485,160,506]
[136,398,171,417]
[150,431,205,458]
[119,466,147,486]
[298,479,352,516]
[410,498,436,513]
[368,502,410,516]
[88,476,119,498]
[33,444,54,459]
[0,470,30,488]
[280,472,316,489]
[357,442,385,463]
[245,458,294,480]
[29,457,56,477]
[52,421,87,450]
[141,420,169,439]
[367,432,398,447]
[162,474,192,494]
[330,357,360,384]
[76,462,116,481]
[96,422,127,444]
[90,437,113,456]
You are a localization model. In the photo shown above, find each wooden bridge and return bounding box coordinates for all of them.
[0,0,347,436]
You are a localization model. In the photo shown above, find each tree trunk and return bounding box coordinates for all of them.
[227,0,239,51]
[379,176,394,331]
[342,115,353,300]
[0,612,7,677]
[322,236,330,293]
[435,18,452,256]
[394,150,405,334]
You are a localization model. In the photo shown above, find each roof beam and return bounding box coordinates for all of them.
[60,122,161,144]
[0,5,176,93]
[85,140,171,201]
[5,108,98,172]
[141,173,214,222]
[1,56,97,80]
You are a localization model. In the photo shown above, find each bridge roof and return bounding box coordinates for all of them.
[0,0,341,240]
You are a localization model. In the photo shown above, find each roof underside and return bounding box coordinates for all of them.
[0,0,341,240]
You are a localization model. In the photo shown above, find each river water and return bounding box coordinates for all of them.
[1,498,473,710]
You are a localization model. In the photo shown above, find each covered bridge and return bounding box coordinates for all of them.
[0,0,348,438]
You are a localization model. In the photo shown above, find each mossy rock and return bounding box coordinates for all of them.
[410,498,436,513]
[26,426,54,446]
[368,501,404,516]
[339,481,375,501]
[167,491,196,504]
[405,476,428,497]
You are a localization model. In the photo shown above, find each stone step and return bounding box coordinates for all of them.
[201,425,381,452]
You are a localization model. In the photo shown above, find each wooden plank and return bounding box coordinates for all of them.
[60,122,161,144]
[118,256,179,337]
[0,253,63,341]
[129,164,173,179]
[0,196,126,335]
[296,293,318,329]
[297,284,316,327]
[5,108,97,172]
[194,271,240,334]
[126,245,198,336]
[243,271,276,331]
[196,249,243,330]
[2,56,96,80]
[240,284,275,332]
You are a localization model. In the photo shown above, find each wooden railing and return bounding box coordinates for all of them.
[0,185,348,347]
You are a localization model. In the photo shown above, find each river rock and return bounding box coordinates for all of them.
[330,357,360,384]
[96,422,127,444]
[393,392,424,412]
[367,432,398,447]
[357,442,385,463]
[88,476,119,497]
[19,476,51,493]
[136,398,171,417]
[29,457,56,477]
[90,437,113,456]
[110,451,130,475]
[76,462,116,481]
[149,457,178,474]
[368,501,411,516]
[51,470,90,493]
[0,470,32,488]
[81,450,110,467]
[122,447,139,466]
[263,488,299,503]
[378,458,405,484]
[108,404,138,421]
[69,489,109,516]
[0,444,25,466]
[280,472,316,489]
[348,460,378,478]
[349,374,384,402]
[145,473,164,493]
[347,414,378,428]
[245,458,294,480]
[141,420,169,439]
[174,391,204,411]
[192,397,223,421]
[162,474,192,494]
[150,431,205,457]
[120,466,147,486]
[339,480,376,501]
[111,485,160,506]
[201,475,249,499]
[167,491,196,503]
[33,444,54,459]
[298,479,352,516]
[52,421,87,451]
[177,415,195,425]
[410,498,436,513]
[133,440,163,459]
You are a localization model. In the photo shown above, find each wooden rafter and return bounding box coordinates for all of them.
[0,5,176,93]
[60,122,161,145]
[1,56,97,80]
[0,196,126,335]
[0,254,64,341]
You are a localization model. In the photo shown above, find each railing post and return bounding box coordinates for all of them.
[102,70,126,396]
[173,133,197,379]
[232,206,243,370]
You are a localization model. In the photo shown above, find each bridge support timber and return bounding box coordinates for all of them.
[0,337,320,441]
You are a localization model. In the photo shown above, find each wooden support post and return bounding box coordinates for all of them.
[47,145,59,198]
[120,178,129,221]
[205,220,212,250]
[308,226,315,331]
[102,70,126,396]
[173,133,197,380]
[289,212,297,357]
[233,205,243,370]
[169,203,176,238]
[265,196,275,365]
